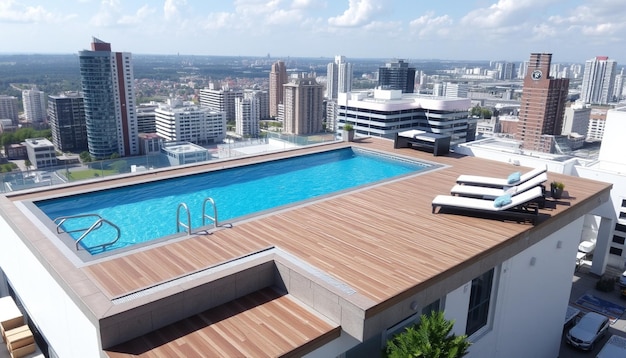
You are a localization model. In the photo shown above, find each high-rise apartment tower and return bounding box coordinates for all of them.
[78,37,138,159]
[283,76,324,135]
[326,55,353,99]
[581,56,617,105]
[269,61,288,118]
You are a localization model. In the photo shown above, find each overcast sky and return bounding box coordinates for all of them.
[2,0,626,64]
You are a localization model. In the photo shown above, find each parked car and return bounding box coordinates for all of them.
[566,312,610,350]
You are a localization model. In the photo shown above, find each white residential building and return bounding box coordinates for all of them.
[22,89,47,123]
[155,99,226,144]
[326,55,353,100]
[199,87,244,122]
[235,93,260,137]
[581,56,617,105]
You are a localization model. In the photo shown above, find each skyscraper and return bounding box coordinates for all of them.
[23,89,47,123]
[581,56,617,105]
[78,37,138,159]
[48,92,87,153]
[517,53,569,153]
[377,59,416,93]
[269,61,288,118]
[283,75,324,135]
[326,55,353,100]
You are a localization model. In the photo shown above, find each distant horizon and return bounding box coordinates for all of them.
[1,1,625,65]
[0,52,586,66]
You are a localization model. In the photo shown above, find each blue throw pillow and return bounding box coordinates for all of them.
[507,172,521,184]
[494,194,512,208]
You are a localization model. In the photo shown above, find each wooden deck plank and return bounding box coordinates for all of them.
[77,138,611,302]
[105,288,339,358]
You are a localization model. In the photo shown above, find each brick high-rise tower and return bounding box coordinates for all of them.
[517,53,569,153]
[269,61,288,118]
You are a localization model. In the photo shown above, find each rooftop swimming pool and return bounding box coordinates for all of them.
[34,148,432,255]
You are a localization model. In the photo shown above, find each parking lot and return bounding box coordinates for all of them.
[560,264,626,357]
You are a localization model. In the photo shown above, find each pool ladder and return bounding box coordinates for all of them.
[53,214,121,251]
[177,197,230,235]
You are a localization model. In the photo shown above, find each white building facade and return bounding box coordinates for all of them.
[155,100,226,144]
[22,89,47,123]
[235,93,260,137]
[337,90,476,145]
[581,56,617,105]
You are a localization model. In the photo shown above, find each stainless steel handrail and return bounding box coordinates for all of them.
[202,197,218,228]
[176,202,192,235]
[54,213,104,234]
[74,218,121,251]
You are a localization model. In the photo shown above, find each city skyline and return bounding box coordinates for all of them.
[1,0,626,64]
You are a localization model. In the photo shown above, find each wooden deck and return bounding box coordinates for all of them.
[6,137,613,356]
[78,138,610,303]
[104,287,340,358]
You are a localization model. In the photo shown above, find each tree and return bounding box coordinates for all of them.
[385,311,470,358]
[79,151,92,163]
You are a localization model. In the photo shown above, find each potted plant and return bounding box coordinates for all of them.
[550,181,565,199]
[343,123,355,142]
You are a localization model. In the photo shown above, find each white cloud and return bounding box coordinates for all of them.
[119,5,155,25]
[409,12,453,38]
[328,0,386,27]
[164,0,186,21]
[0,0,75,23]
[203,12,235,31]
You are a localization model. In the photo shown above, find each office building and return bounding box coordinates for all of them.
[235,92,260,137]
[78,37,139,159]
[0,95,19,125]
[378,60,416,93]
[47,92,88,153]
[516,53,569,153]
[137,102,158,134]
[269,61,288,118]
[23,138,56,169]
[199,87,244,122]
[283,76,324,135]
[22,89,47,123]
[581,56,617,105]
[326,55,353,100]
[337,90,475,145]
[562,104,590,150]
[155,98,225,144]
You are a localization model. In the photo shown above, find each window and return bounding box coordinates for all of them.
[616,223,626,233]
[613,235,625,245]
[466,268,494,336]
[610,247,623,256]
[422,299,442,316]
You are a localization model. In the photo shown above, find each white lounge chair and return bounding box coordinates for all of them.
[432,186,544,223]
[455,165,547,188]
[450,172,547,199]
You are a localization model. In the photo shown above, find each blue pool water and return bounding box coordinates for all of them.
[36,148,429,254]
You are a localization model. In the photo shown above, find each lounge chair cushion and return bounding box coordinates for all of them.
[507,172,521,184]
[494,194,512,207]
[505,186,518,195]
